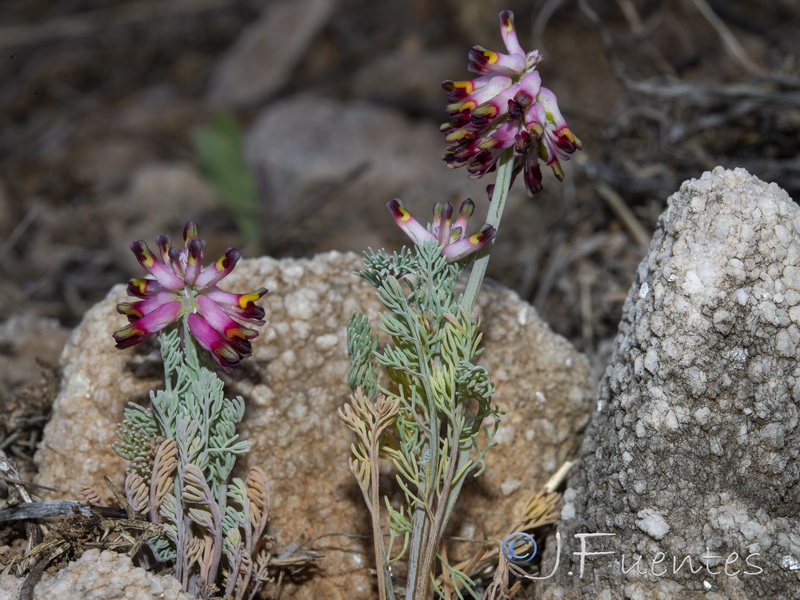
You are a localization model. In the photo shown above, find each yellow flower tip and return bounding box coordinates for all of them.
[445,129,469,142]
[448,100,476,113]
[564,130,583,149]
[141,249,155,268]
[551,160,565,180]
[473,105,498,119]
[483,49,499,64]
[238,292,261,308]
[117,323,145,339]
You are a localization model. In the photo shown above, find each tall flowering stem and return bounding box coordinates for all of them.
[345,9,581,600]
[461,148,515,314]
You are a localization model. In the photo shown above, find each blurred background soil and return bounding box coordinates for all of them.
[0,0,798,541]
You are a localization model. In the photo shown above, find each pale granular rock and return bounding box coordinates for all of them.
[35,251,593,599]
[0,549,192,600]
[537,168,800,600]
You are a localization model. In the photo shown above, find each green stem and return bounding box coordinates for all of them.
[404,478,431,600]
[418,416,464,597]
[404,269,444,600]
[461,149,515,313]
[371,448,395,600]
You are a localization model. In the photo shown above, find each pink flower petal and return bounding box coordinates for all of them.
[387,200,436,245]
[453,199,475,238]
[195,294,259,341]
[126,278,167,299]
[203,288,267,324]
[442,225,496,261]
[112,300,182,348]
[432,202,454,246]
[468,45,525,76]
[183,239,206,286]
[499,10,525,57]
[194,248,240,289]
[130,241,184,290]
[187,313,242,372]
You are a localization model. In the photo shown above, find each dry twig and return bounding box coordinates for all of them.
[595,182,651,248]
[687,0,766,77]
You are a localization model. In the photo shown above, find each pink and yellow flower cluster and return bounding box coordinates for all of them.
[441,10,582,196]
[113,222,267,371]
[387,198,495,261]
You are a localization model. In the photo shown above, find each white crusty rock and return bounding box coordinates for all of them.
[35,251,593,599]
[537,168,800,600]
[0,549,192,600]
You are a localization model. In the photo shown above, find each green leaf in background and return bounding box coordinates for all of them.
[192,114,261,246]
